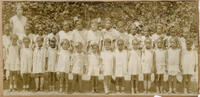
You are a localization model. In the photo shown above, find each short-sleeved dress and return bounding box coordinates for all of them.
[155,49,166,74]
[3,35,10,69]
[128,50,142,75]
[20,47,33,74]
[100,50,114,76]
[47,47,57,72]
[181,50,197,75]
[114,50,128,77]
[6,45,20,71]
[141,49,153,74]
[72,52,86,75]
[32,47,47,74]
[167,48,180,76]
[88,53,100,76]
[56,50,71,73]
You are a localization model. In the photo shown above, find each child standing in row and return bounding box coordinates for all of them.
[128,38,141,94]
[167,37,181,93]
[181,38,197,94]
[141,37,154,93]
[114,39,128,93]
[71,42,86,93]
[56,39,71,92]
[7,34,20,91]
[46,37,57,91]
[100,38,114,94]
[20,37,33,91]
[32,36,47,91]
[154,37,167,93]
[3,24,11,80]
[88,42,101,93]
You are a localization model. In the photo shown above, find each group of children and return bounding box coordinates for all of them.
[3,17,198,94]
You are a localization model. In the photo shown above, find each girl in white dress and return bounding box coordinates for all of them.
[154,38,167,93]
[32,36,47,91]
[7,34,20,91]
[167,37,181,93]
[100,38,114,94]
[56,39,71,92]
[20,37,33,91]
[141,37,154,93]
[71,42,86,93]
[47,37,57,91]
[3,24,11,80]
[128,38,141,94]
[181,39,197,94]
[114,39,128,93]
[87,42,100,93]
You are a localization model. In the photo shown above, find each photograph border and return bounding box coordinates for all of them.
[0,0,199,97]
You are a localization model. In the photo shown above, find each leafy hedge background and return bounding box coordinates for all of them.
[2,1,198,41]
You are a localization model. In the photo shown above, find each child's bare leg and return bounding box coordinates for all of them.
[94,76,98,92]
[183,75,187,93]
[147,74,151,93]
[144,75,147,93]
[160,74,164,93]
[40,77,44,91]
[172,76,176,93]
[116,78,120,93]
[13,74,17,90]
[121,77,125,93]
[131,76,134,94]
[108,76,111,93]
[35,77,39,91]
[65,74,68,93]
[135,79,138,93]
[78,75,82,92]
[155,74,159,93]
[72,74,77,92]
[27,74,30,90]
[9,73,13,91]
[187,75,192,93]
[91,76,95,92]
[59,73,64,92]
[52,73,56,91]
[103,76,108,93]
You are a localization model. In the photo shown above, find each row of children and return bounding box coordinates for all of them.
[3,18,198,94]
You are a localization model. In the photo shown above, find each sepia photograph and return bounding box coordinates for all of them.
[1,1,199,96]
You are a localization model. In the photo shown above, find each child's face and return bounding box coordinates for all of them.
[4,25,10,35]
[63,24,70,32]
[117,40,124,51]
[62,40,70,50]
[12,38,18,45]
[76,43,83,52]
[37,39,43,47]
[186,40,192,50]
[157,41,163,48]
[132,40,139,49]
[52,27,57,34]
[171,40,177,48]
[24,39,30,48]
[92,44,99,53]
[91,23,98,31]
[105,21,111,30]
[49,40,56,48]
[145,40,152,49]
[104,39,112,50]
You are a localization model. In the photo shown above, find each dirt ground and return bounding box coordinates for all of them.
[3,74,198,96]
